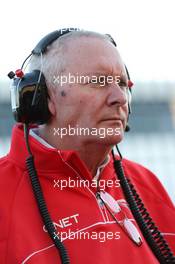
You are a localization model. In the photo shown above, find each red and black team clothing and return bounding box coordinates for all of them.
[0,125,174,263]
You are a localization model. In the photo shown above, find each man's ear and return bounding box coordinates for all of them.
[47,88,56,116]
[48,98,56,116]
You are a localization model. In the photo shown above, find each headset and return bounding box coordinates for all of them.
[8,29,175,263]
[8,28,133,127]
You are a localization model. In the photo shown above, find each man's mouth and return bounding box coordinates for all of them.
[101,117,123,122]
[100,117,125,128]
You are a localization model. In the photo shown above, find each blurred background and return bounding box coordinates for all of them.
[0,0,175,202]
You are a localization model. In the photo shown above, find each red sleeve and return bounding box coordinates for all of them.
[122,158,175,254]
[0,156,24,264]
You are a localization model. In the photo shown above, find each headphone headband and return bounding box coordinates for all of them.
[32,28,118,55]
[32,28,81,55]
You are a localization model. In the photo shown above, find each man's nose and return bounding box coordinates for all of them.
[106,84,127,106]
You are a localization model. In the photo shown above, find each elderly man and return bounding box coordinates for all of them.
[0,29,175,264]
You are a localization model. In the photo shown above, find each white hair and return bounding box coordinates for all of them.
[28,30,113,90]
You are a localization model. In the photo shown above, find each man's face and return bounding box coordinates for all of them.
[51,36,129,146]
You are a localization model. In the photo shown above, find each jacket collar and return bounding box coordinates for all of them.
[9,125,112,181]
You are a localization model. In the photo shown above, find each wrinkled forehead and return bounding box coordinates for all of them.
[63,36,126,76]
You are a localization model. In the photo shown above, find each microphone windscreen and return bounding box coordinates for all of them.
[125,124,130,132]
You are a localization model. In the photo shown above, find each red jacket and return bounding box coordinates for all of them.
[0,125,175,264]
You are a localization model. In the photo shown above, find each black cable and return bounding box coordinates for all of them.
[21,53,32,69]
[128,177,175,263]
[112,147,175,263]
[24,124,70,264]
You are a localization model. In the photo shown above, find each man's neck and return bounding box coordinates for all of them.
[38,124,111,177]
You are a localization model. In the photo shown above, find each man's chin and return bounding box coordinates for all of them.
[91,133,124,146]
[104,134,124,145]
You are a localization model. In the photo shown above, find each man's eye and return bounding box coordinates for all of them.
[85,79,96,86]
[90,79,98,84]
[119,81,127,87]
[88,77,107,86]
[118,81,128,89]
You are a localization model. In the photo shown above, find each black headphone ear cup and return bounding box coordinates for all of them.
[11,70,51,124]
